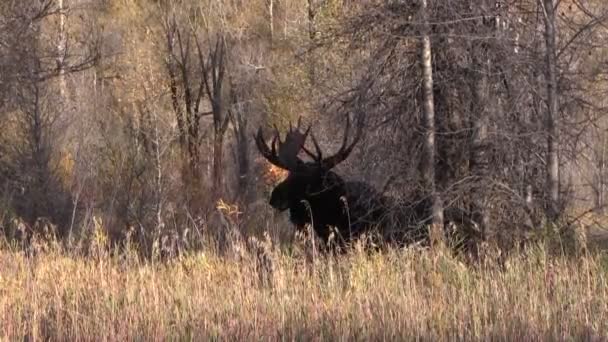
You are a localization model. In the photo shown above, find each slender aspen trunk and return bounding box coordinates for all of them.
[268,0,274,46]
[57,0,67,99]
[419,0,443,246]
[542,0,560,221]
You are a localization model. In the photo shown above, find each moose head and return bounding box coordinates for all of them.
[255,116,364,246]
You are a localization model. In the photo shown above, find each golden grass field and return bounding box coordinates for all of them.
[0,236,607,341]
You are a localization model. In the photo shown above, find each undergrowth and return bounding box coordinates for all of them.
[0,234,607,341]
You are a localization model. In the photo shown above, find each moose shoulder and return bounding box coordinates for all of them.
[255,116,472,250]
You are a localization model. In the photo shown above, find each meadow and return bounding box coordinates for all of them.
[0,235,607,341]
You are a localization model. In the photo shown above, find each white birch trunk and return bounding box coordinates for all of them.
[542,0,560,221]
[420,0,443,245]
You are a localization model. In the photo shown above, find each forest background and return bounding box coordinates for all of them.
[1,0,608,255]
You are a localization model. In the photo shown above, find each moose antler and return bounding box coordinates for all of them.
[255,117,311,171]
[301,113,364,170]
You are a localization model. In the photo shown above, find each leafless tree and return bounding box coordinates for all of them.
[311,0,608,250]
[0,0,98,233]
[162,4,231,201]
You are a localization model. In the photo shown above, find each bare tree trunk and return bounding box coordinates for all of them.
[228,83,250,203]
[307,0,316,82]
[268,0,274,46]
[419,0,443,246]
[470,56,490,240]
[57,0,67,99]
[308,0,316,41]
[598,135,606,212]
[212,133,224,199]
[542,0,560,222]
[235,119,250,200]
[152,108,164,237]
[203,38,229,201]
[469,1,493,241]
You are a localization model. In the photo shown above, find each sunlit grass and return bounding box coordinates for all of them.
[0,240,607,340]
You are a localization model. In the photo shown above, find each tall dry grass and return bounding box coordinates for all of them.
[0,239,607,340]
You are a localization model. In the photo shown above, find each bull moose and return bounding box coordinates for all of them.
[255,116,451,250]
